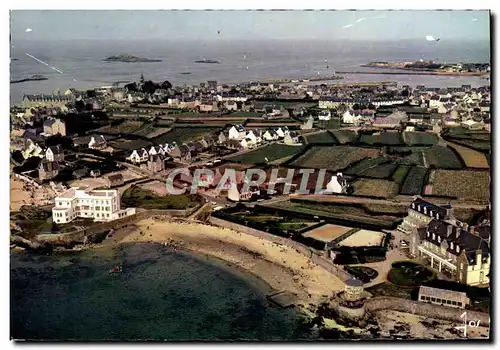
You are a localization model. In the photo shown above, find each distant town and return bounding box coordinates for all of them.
[10,70,491,339]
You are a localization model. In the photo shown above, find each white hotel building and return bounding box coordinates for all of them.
[52,187,135,224]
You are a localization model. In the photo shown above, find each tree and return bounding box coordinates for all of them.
[161,80,173,90]
[401,89,410,98]
[86,89,96,98]
[75,100,85,112]
[141,80,158,94]
[46,135,74,149]
[124,82,137,92]
[352,104,361,111]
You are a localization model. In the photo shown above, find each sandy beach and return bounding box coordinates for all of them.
[10,175,54,211]
[119,217,346,305]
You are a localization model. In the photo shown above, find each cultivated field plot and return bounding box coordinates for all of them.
[337,229,385,247]
[303,131,337,144]
[400,166,427,195]
[359,132,403,145]
[290,146,381,171]
[330,130,358,144]
[245,122,301,127]
[351,178,398,198]
[95,120,142,134]
[151,127,220,144]
[130,123,171,138]
[391,165,411,185]
[358,163,398,179]
[447,142,489,169]
[425,170,490,202]
[403,132,439,146]
[302,224,355,243]
[266,200,401,227]
[344,157,388,175]
[424,146,463,169]
[229,144,305,164]
[108,138,154,151]
[315,119,341,129]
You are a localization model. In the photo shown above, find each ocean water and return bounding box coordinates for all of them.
[10,243,309,341]
[10,39,490,104]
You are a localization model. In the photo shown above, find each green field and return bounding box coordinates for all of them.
[391,165,411,185]
[264,201,401,227]
[290,146,381,171]
[424,146,463,169]
[121,186,201,209]
[403,131,439,146]
[344,157,388,175]
[303,131,338,144]
[359,132,403,145]
[229,144,305,164]
[151,127,220,144]
[400,166,428,195]
[358,163,399,179]
[315,119,342,130]
[330,130,358,144]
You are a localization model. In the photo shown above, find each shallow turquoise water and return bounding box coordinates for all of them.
[10,243,311,341]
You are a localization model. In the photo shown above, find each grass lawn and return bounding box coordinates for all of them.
[121,185,201,210]
[387,261,436,287]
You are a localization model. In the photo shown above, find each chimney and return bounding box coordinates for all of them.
[446,224,453,237]
[476,250,482,266]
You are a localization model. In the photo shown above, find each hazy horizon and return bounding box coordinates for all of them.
[11,10,490,42]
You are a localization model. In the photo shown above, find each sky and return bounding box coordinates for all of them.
[10,10,490,42]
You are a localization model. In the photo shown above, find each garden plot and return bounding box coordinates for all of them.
[290,146,381,171]
[400,166,427,195]
[446,143,489,169]
[403,132,438,146]
[351,178,398,198]
[425,170,490,202]
[424,146,464,169]
[229,144,305,164]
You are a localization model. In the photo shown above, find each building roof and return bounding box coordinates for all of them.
[418,286,469,302]
[47,145,63,154]
[107,173,124,183]
[39,160,59,172]
[410,197,449,220]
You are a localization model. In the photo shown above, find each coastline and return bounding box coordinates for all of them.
[117,217,346,306]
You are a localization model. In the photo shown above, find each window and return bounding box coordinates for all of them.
[480,271,484,282]
[95,206,100,211]
[458,302,462,307]
[106,207,110,212]
[97,213,100,217]
[432,233,435,240]
[436,298,441,304]
[451,301,457,305]
[58,202,62,206]
[431,297,436,302]
[106,214,110,218]
[438,237,441,243]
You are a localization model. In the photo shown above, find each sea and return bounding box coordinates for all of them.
[10,39,490,105]
[10,243,310,341]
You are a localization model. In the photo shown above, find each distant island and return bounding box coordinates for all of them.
[103,54,162,63]
[11,75,48,84]
[361,60,489,76]
[194,59,221,64]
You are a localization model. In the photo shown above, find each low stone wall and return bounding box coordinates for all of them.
[36,206,198,245]
[14,173,41,188]
[366,296,490,326]
[208,217,353,283]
